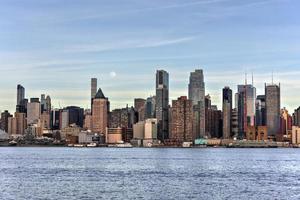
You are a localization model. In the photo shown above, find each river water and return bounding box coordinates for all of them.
[0,147,299,200]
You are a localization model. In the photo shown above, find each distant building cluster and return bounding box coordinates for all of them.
[1,69,300,147]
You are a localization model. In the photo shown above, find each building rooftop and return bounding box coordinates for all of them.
[95,88,106,99]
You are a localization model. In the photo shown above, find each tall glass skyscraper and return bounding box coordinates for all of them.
[16,84,26,113]
[265,83,280,137]
[237,84,256,139]
[188,69,205,138]
[222,86,232,139]
[155,70,169,141]
[17,84,25,106]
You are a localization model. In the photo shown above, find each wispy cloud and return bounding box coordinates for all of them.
[63,36,196,53]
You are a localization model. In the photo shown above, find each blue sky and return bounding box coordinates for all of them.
[0,0,300,113]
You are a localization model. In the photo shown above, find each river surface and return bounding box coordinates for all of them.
[0,147,300,200]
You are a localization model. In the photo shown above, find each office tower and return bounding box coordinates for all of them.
[188,69,205,138]
[27,98,41,125]
[16,85,27,113]
[205,95,222,138]
[256,95,266,126]
[155,70,169,141]
[46,95,51,112]
[231,108,238,138]
[237,84,256,139]
[109,106,136,128]
[293,107,300,126]
[133,119,158,140]
[64,106,84,128]
[92,88,109,134]
[41,112,51,130]
[60,110,69,130]
[51,109,60,130]
[145,96,156,119]
[0,111,12,132]
[134,98,146,112]
[17,84,25,106]
[222,87,232,139]
[265,83,280,138]
[170,96,194,142]
[134,98,146,121]
[41,94,46,112]
[280,108,292,135]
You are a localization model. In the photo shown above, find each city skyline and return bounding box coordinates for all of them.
[1,0,300,113]
[0,71,293,113]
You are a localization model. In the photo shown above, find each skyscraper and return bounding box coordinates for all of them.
[41,94,46,112]
[205,95,222,138]
[293,107,300,126]
[91,78,97,112]
[188,69,205,138]
[222,87,232,139]
[237,84,256,139]
[155,70,169,141]
[145,96,156,119]
[91,78,97,99]
[265,83,280,138]
[109,106,136,129]
[27,98,41,125]
[0,110,12,132]
[256,95,266,126]
[92,88,109,134]
[170,96,194,142]
[46,95,51,112]
[134,98,146,122]
[17,84,25,106]
[63,106,84,128]
[16,84,27,113]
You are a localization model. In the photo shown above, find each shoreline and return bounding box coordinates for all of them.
[0,145,297,148]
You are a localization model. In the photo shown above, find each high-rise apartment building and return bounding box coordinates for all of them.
[91,78,97,112]
[155,70,169,141]
[109,106,136,128]
[170,96,194,142]
[188,69,205,138]
[91,78,97,99]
